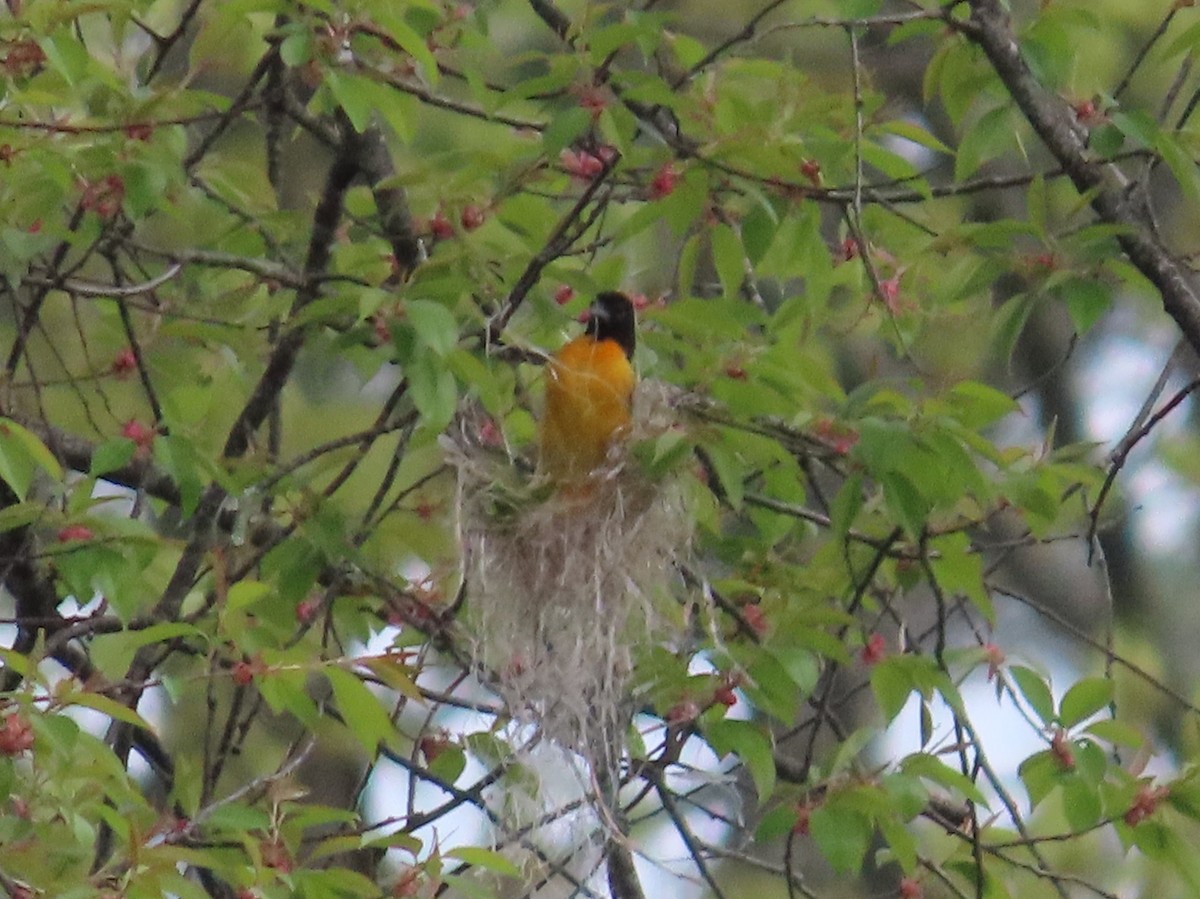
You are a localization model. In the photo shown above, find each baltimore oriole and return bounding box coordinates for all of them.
[539,291,637,482]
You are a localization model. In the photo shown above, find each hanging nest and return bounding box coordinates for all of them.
[443,380,692,765]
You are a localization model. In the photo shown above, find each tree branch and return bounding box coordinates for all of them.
[963,0,1200,356]
[353,125,424,281]
[222,125,361,460]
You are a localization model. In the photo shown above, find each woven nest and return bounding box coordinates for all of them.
[444,381,692,765]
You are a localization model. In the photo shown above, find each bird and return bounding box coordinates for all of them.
[539,291,637,483]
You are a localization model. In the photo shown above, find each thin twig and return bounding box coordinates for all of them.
[962,0,1200,356]
[1087,376,1200,554]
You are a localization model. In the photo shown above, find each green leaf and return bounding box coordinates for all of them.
[441,873,506,899]
[700,440,745,510]
[325,70,376,132]
[633,428,693,478]
[860,141,924,187]
[90,437,137,479]
[1058,677,1113,728]
[919,700,933,748]
[740,197,778,264]
[152,435,209,518]
[587,22,641,63]
[292,868,381,897]
[1026,172,1048,238]
[654,295,764,342]
[262,537,324,606]
[768,645,820,695]
[704,719,776,800]
[360,656,424,704]
[0,648,33,681]
[878,470,928,537]
[901,752,989,807]
[373,11,440,85]
[121,159,170,218]
[829,472,864,538]
[877,813,918,873]
[873,119,953,156]
[445,846,522,878]
[1159,18,1200,61]
[1109,109,1159,149]
[945,381,1019,429]
[734,643,807,721]
[929,532,992,621]
[406,299,459,357]
[98,623,207,672]
[1059,277,1111,334]
[63,690,156,732]
[827,726,875,777]
[279,29,312,66]
[992,291,1036,363]
[1074,737,1107,782]
[205,802,273,835]
[428,744,466,785]
[1084,718,1143,748]
[0,418,63,499]
[41,33,92,86]
[1022,12,1075,87]
[226,580,272,612]
[1003,470,1061,530]
[955,105,1013,181]
[668,31,708,69]
[1018,750,1061,809]
[407,352,458,431]
[944,861,1015,899]
[541,106,592,156]
[881,771,931,820]
[660,166,710,236]
[445,349,503,415]
[711,223,745,300]
[755,804,799,841]
[0,502,42,534]
[361,829,424,853]
[870,655,960,728]
[870,659,914,724]
[1009,665,1054,726]
[809,805,871,874]
[1090,121,1125,157]
[326,666,396,752]
[1062,775,1102,831]
[257,668,322,728]
[287,803,361,832]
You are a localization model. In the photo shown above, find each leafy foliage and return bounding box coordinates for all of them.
[1,1,1200,897]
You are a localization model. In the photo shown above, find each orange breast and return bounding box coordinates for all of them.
[539,337,636,481]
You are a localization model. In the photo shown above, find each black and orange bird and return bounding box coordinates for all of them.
[539,291,637,483]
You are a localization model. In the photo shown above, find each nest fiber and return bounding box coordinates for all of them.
[447,382,690,761]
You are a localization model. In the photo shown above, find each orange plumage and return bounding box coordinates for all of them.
[539,292,637,483]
